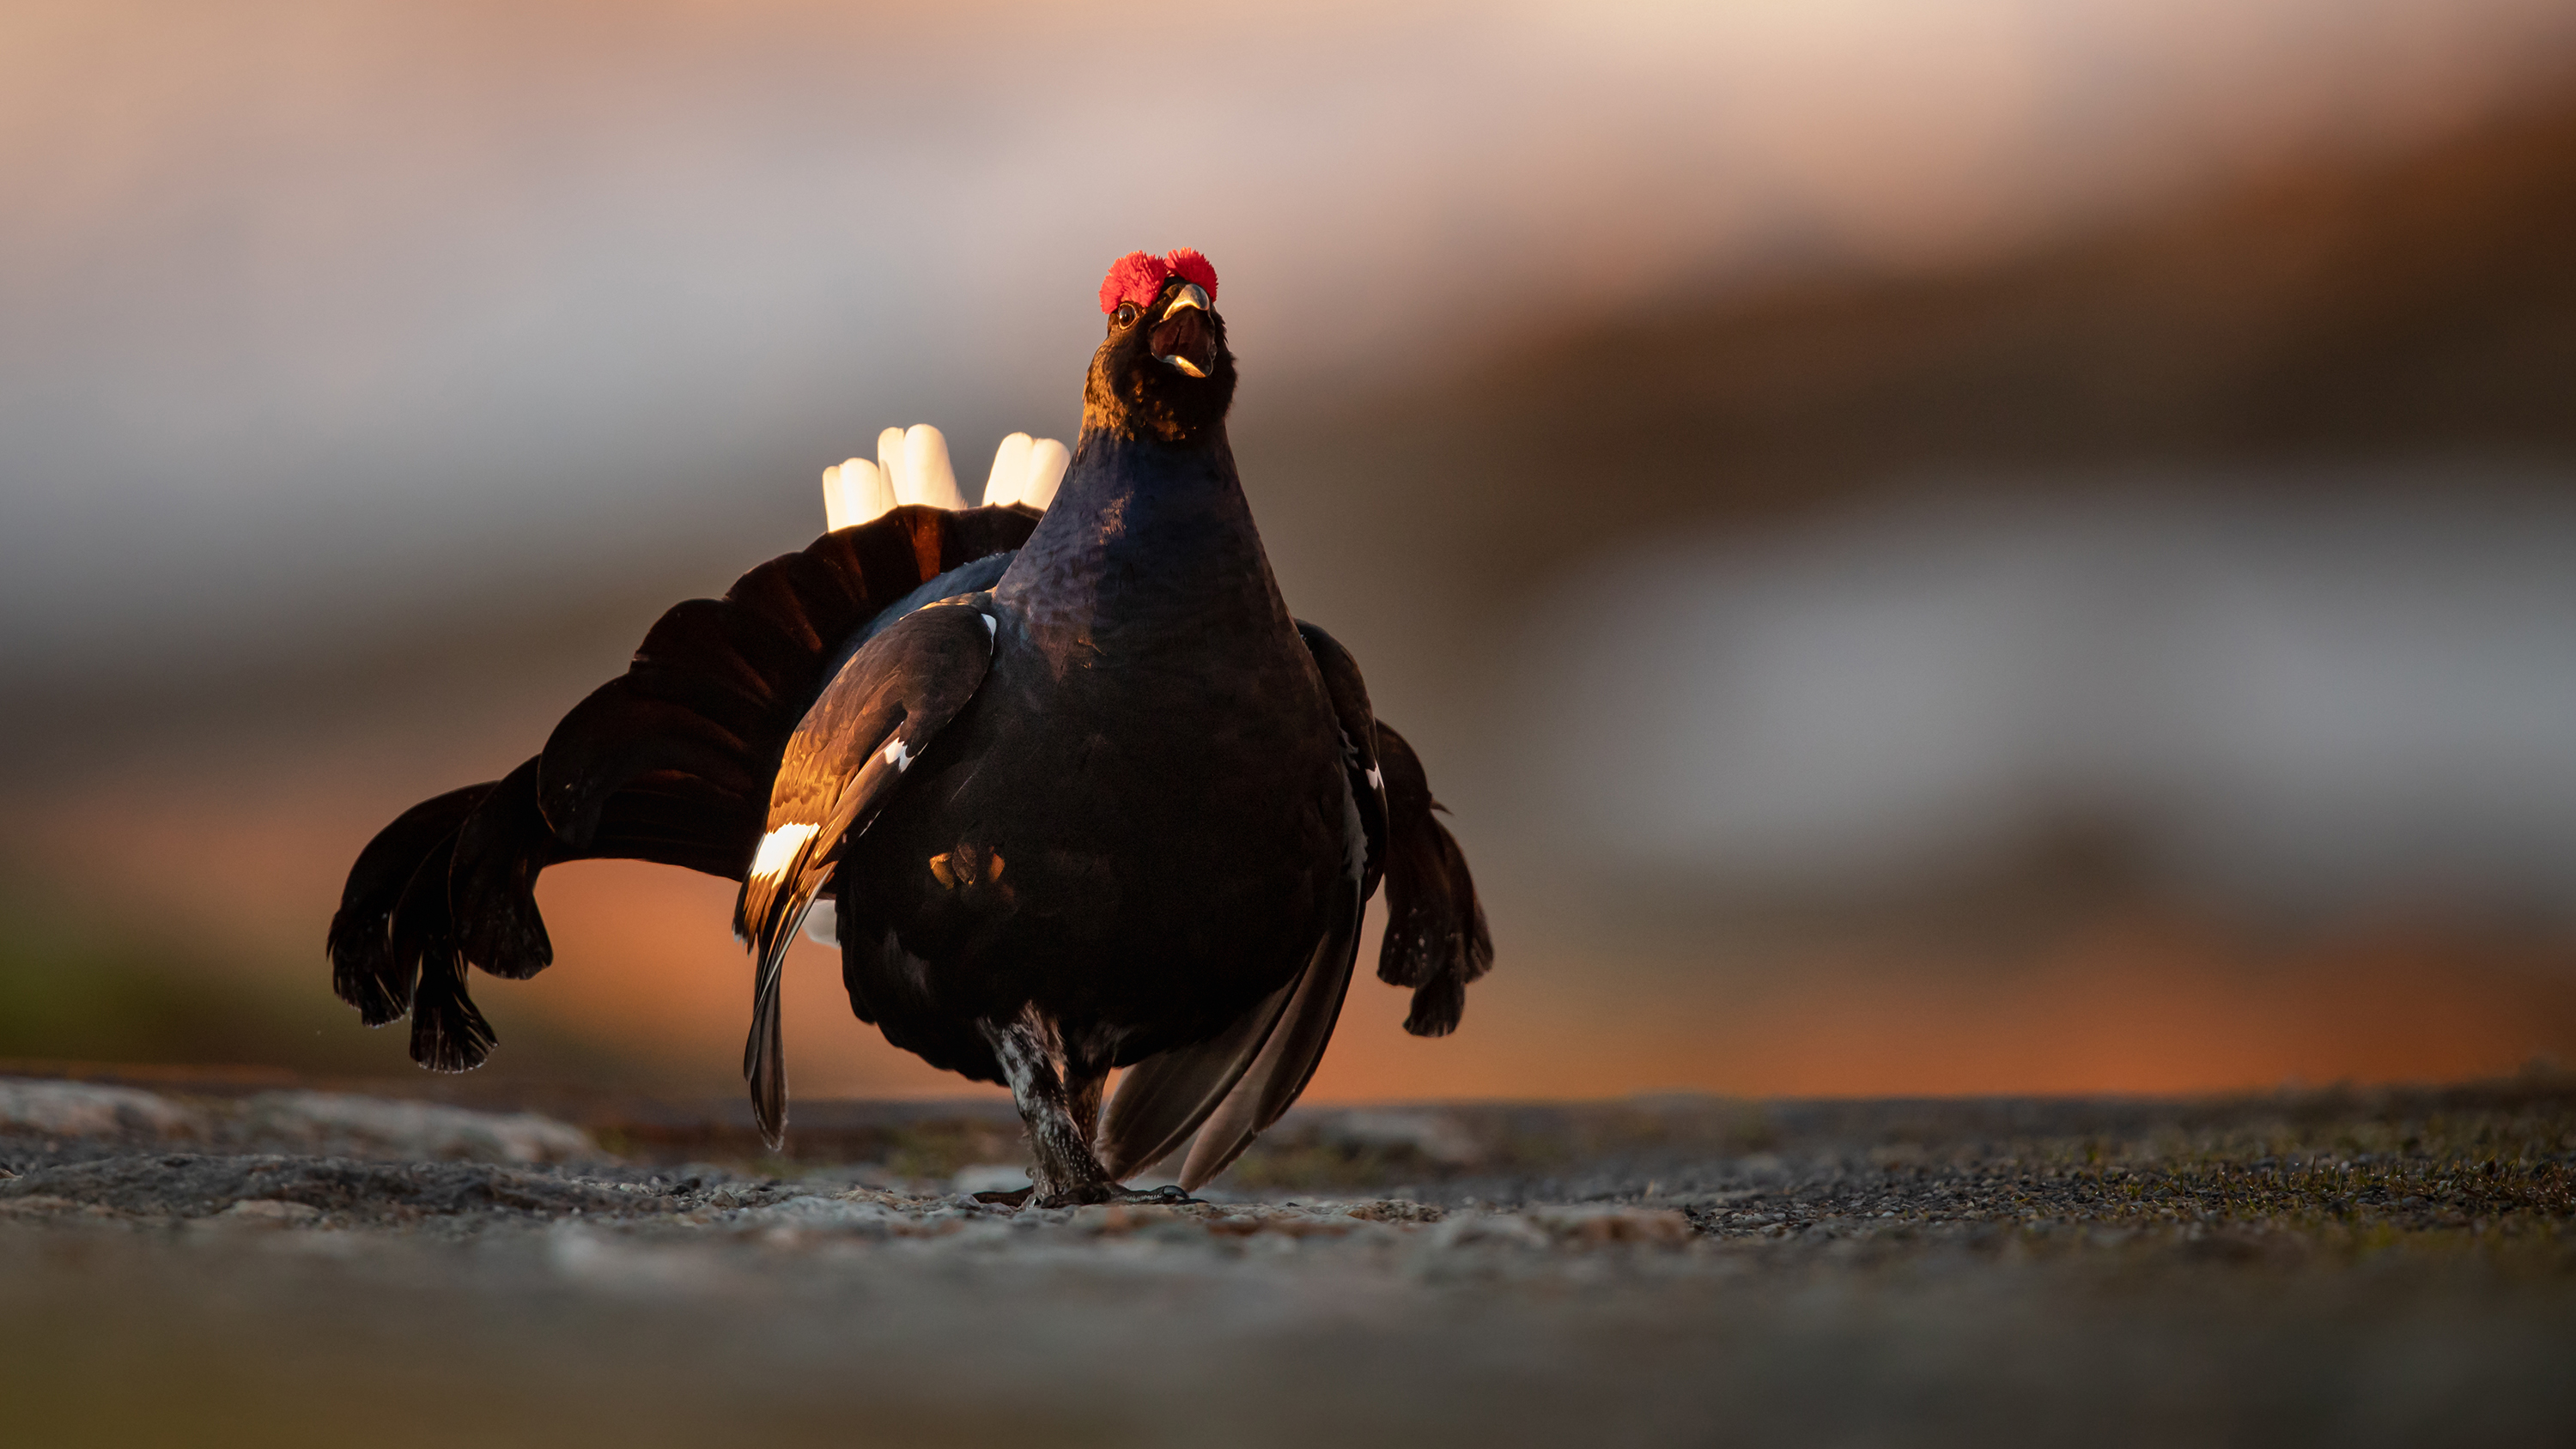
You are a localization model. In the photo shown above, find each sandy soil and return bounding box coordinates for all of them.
[4,1076,2573,1447]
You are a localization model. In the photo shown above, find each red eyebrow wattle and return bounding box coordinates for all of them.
[1098,248,1218,314]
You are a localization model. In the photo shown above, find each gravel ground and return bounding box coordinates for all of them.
[5,1075,2574,1447]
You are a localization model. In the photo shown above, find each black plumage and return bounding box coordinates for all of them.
[327,505,1039,1068]
[328,254,1490,1203]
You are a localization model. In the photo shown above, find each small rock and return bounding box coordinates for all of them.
[1217,1207,1359,1239]
[548,1224,725,1293]
[1071,1202,1195,1234]
[1313,1109,1484,1167]
[1518,1205,1693,1246]
[951,1164,1030,1196]
[210,1198,323,1227]
[0,1079,204,1138]
[742,1193,909,1234]
[1429,1212,1554,1251]
[238,1091,595,1164]
[0,1193,81,1217]
[1342,1198,1445,1224]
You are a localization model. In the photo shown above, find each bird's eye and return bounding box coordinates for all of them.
[1114,303,1139,328]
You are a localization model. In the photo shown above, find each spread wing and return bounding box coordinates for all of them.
[733,597,1001,1148]
[325,504,1036,1071]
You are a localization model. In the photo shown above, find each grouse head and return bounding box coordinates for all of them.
[1084,247,1235,443]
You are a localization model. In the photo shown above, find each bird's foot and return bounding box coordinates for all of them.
[1037,1180,1201,1210]
[975,1181,1199,1210]
[1097,1182,1197,1208]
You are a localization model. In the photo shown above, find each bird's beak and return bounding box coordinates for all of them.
[1153,285,1215,379]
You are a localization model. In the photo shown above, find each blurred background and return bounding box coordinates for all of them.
[4,0,2575,1104]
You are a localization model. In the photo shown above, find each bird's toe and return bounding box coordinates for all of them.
[1008,1181,1202,1211]
[1122,1183,1198,1206]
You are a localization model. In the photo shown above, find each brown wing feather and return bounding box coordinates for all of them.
[735,598,1000,1148]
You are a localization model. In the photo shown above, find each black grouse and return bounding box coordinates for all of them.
[327,247,1492,1205]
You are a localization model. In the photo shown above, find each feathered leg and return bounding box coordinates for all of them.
[975,1009,1182,1210]
[1066,1061,1105,1148]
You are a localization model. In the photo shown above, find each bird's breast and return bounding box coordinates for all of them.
[865,621,1348,967]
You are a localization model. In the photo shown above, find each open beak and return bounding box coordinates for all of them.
[1152,284,1215,379]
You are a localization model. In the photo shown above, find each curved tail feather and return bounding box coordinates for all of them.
[408,939,498,1072]
[539,506,1037,850]
[447,758,561,981]
[331,762,774,1070]
[449,761,774,981]
[386,822,499,1072]
[328,504,1036,1076]
[587,773,768,880]
[328,783,495,1028]
[1373,723,1492,1037]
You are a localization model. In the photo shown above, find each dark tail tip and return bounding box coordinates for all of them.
[456,907,554,982]
[1402,974,1467,1038]
[328,908,415,1028]
[410,955,497,1072]
[744,945,790,1152]
[331,781,494,1029]
[449,756,563,980]
[749,1046,787,1152]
